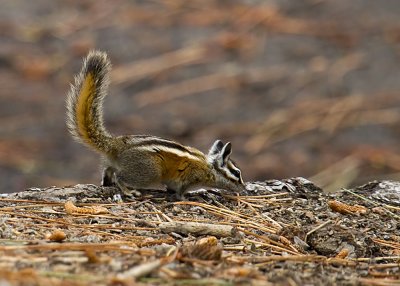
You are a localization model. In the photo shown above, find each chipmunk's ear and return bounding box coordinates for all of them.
[208,140,224,156]
[221,142,232,164]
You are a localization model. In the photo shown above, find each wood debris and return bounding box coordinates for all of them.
[46,229,67,242]
[159,221,234,237]
[64,200,109,215]
[328,200,368,215]
[179,236,222,261]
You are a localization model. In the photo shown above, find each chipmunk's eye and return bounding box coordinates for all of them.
[231,169,241,179]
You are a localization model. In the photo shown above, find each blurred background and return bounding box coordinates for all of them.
[1,0,400,193]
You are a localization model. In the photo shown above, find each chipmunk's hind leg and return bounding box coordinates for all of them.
[102,166,142,199]
[101,166,115,186]
[114,172,142,199]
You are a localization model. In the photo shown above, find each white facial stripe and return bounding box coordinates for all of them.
[218,162,238,181]
[137,145,204,162]
[225,169,239,181]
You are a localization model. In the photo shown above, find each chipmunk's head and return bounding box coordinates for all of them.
[207,140,245,192]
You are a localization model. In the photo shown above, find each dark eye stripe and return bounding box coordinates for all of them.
[226,161,241,179]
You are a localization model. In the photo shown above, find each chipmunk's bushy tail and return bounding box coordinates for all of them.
[66,51,115,155]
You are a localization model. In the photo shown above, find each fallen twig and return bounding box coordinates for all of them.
[159,221,234,237]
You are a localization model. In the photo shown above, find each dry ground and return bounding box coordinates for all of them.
[0,179,399,285]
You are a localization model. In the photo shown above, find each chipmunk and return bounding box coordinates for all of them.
[66,50,244,199]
